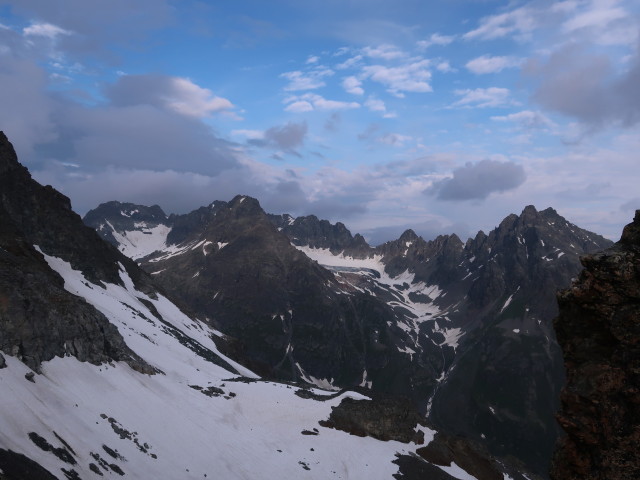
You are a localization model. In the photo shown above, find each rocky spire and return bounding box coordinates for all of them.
[0,131,25,175]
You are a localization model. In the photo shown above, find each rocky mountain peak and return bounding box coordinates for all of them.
[398,229,419,243]
[0,131,23,175]
[227,195,264,217]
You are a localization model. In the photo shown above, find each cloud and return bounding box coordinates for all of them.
[231,129,264,140]
[416,33,455,49]
[306,55,319,64]
[357,124,410,145]
[336,54,363,70]
[342,76,364,95]
[453,87,514,108]
[491,110,554,128]
[465,55,521,74]
[280,68,334,91]
[463,0,637,46]
[264,122,307,150]
[377,133,412,147]
[561,0,637,46]
[426,160,526,201]
[528,42,640,127]
[247,121,308,155]
[620,197,640,211]
[284,93,360,112]
[105,74,234,118]
[0,46,240,177]
[362,44,406,60]
[8,0,174,59]
[436,61,455,73]
[556,182,612,200]
[364,97,387,113]
[0,54,58,159]
[463,5,538,41]
[283,101,314,113]
[23,22,72,38]
[361,59,432,96]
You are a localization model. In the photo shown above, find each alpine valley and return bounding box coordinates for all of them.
[0,129,625,480]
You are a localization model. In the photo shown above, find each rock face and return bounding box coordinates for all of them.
[551,211,640,480]
[0,131,151,372]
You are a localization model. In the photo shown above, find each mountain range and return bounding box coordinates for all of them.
[3,129,632,480]
[83,182,611,476]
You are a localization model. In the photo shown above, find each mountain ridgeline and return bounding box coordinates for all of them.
[85,195,612,476]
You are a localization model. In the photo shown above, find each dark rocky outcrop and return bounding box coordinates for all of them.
[0,449,58,480]
[416,432,505,480]
[319,396,425,444]
[551,211,640,480]
[0,131,152,372]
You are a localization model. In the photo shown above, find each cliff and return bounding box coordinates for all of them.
[551,211,640,479]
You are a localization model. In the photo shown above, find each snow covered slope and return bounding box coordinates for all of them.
[1,251,456,480]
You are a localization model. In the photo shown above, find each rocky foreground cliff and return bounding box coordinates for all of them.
[551,211,640,479]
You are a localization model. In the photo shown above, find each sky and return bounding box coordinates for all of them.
[0,0,638,245]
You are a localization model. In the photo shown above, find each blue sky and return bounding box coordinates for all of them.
[0,0,638,244]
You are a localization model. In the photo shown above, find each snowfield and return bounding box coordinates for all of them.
[0,251,478,479]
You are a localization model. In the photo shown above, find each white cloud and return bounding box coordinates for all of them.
[23,22,72,38]
[463,6,537,41]
[361,59,432,96]
[280,68,334,91]
[417,33,455,49]
[106,75,234,118]
[284,100,314,113]
[453,87,514,108]
[336,55,363,70]
[466,55,521,74]
[363,97,395,117]
[342,76,364,95]
[362,44,406,60]
[165,77,233,117]
[562,0,626,33]
[306,55,319,64]
[364,97,385,112]
[284,93,360,112]
[561,0,637,46]
[491,110,555,128]
[436,61,455,73]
